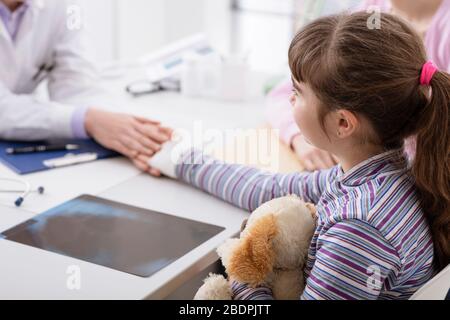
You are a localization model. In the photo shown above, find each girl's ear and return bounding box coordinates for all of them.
[227,214,278,287]
[334,109,359,139]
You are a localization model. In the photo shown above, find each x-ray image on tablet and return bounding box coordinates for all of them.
[1,195,225,277]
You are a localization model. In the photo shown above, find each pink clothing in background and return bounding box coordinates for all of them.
[266,0,450,153]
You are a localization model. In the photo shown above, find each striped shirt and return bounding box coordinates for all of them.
[176,149,435,300]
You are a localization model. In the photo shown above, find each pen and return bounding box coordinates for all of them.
[6,144,80,155]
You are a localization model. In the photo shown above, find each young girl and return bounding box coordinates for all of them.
[146,12,450,299]
[267,0,450,171]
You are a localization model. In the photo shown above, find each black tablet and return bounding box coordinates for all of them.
[1,195,225,277]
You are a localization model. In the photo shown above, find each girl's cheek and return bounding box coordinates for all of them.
[292,100,306,129]
[293,105,303,126]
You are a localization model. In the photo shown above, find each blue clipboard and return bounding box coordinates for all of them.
[0,139,120,175]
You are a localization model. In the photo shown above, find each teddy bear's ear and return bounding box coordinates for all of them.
[217,238,241,269]
[227,214,277,287]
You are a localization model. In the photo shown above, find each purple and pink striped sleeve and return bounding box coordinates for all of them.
[175,149,333,212]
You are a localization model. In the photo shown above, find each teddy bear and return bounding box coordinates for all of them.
[194,195,317,300]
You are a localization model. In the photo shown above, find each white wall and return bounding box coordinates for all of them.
[79,0,116,62]
[77,0,364,72]
[230,10,293,72]
[115,0,166,61]
[80,0,232,64]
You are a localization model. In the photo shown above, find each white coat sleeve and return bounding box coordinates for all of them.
[0,81,76,140]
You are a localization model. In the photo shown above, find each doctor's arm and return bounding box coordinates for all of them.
[0,81,78,141]
[0,81,171,161]
[45,7,172,160]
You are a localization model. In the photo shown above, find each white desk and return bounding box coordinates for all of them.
[0,74,268,299]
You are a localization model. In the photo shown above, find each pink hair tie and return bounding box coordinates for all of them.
[420,61,438,86]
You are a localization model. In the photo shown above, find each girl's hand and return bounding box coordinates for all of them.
[132,153,162,177]
[136,130,192,178]
[292,134,338,171]
[135,129,219,178]
[134,139,182,178]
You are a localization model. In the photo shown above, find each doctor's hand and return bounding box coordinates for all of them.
[84,108,173,160]
[292,134,338,171]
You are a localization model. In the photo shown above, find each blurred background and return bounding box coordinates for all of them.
[80,0,362,74]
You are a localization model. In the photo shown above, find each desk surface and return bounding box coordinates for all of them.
[0,74,301,299]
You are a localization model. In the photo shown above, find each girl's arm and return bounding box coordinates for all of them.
[231,219,402,300]
[175,149,334,212]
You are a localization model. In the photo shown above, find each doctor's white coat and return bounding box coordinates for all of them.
[0,0,103,140]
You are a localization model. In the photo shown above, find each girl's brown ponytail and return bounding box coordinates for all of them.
[413,71,450,270]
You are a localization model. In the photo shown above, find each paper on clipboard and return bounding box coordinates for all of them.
[43,152,98,168]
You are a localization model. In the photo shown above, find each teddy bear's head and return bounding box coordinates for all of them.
[217,196,316,287]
